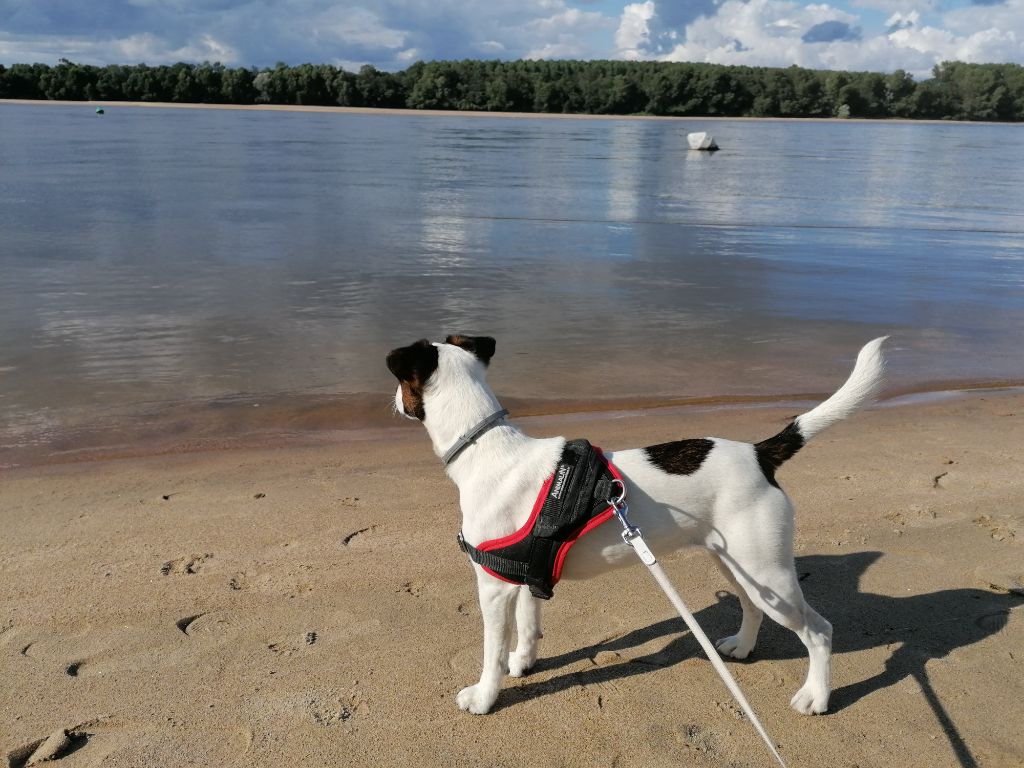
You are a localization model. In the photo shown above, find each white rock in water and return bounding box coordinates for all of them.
[687,131,719,151]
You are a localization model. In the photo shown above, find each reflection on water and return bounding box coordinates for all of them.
[1,105,1023,464]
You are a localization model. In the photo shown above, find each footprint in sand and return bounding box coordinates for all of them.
[174,611,239,641]
[397,581,424,597]
[267,632,318,657]
[160,553,212,576]
[228,572,247,591]
[973,514,1018,542]
[590,650,624,667]
[24,621,199,680]
[175,614,205,635]
[342,524,377,546]
[309,701,354,726]
[227,568,312,599]
[261,692,360,727]
[9,717,249,766]
[675,723,720,755]
[7,729,90,768]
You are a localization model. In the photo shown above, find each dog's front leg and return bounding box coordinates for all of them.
[508,586,541,677]
[457,572,518,714]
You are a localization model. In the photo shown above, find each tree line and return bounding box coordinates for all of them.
[2,58,1023,121]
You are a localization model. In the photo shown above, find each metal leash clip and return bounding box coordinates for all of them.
[607,479,657,566]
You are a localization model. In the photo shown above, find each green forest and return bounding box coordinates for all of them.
[2,58,1023,121]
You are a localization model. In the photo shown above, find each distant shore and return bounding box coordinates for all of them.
[1,98,1011,126]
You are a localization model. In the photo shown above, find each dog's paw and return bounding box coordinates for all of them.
[715,635,754,660]
[456,683,498,715]
[507,651,536,678]
[790,684,829,715]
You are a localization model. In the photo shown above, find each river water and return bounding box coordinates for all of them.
[1,104,1022,464]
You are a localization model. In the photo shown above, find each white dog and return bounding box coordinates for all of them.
[386,335,886,716]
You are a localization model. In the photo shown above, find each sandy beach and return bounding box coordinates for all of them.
[1,98,1005,126]
[2,390,1022,767]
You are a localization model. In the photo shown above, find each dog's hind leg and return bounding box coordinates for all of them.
[457,573,519,714]
[786,601,832,715]
[508,586,542,677]
[718,552,832,715]
[710,552,764,660]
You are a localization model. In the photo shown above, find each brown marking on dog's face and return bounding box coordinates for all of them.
[386,339,439,420]
[444,335,496,366]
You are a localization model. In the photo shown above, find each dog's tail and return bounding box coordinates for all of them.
[755,337,887,483]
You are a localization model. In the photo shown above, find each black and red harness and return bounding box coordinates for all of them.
[457,439,623,600]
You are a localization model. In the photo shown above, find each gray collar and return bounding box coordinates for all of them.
[441,409,509,466]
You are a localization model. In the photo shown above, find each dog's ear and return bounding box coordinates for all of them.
[445,335,496,366]
[386,339,439,382]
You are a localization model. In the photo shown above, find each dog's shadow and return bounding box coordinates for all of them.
[499,551,1022,767]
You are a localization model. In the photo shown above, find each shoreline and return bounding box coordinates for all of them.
[2,98,1018,126]
[4,379,1023,471]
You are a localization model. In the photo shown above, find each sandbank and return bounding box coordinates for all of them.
[1,98,1012,126]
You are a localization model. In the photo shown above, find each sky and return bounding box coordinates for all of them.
[1,0,1022,78]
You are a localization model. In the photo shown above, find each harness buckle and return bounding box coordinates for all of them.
[608,478,627,507]
[607,479,635,533]
[607,480,655,564]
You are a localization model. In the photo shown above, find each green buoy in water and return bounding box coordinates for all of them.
[95,107,104,114]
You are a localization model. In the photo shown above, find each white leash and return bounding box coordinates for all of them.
[608,481,789,768]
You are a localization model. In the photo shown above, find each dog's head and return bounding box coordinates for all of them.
[385,335,496,421]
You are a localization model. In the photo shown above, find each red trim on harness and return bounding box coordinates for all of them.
[474,473,554,584]
[473,446,622,587]
[479,569,521,585]
[552,507,614,582]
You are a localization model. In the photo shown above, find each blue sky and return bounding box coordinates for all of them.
[1,0,1022,77]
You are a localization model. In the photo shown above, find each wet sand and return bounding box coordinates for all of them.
[2,390,1023,766]
[4,378,1021,470]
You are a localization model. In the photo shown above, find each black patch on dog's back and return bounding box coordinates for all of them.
[754,421,805,487]
[644,438,714,475]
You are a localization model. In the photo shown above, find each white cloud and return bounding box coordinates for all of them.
[1,0,617,69]
[659,0,860,67]
[331,57,370,71]
[1,0,1022,75]
[615,1,657,59]
[312,7,407,49]
[849,0,938,14]
[475,40,506,54]
[942,0,1024,62]
[889,23,1022,66]
[522,6,615,58]
[525,7,606,34]
[885,10,919,33]
[648,0,1023,76]
[123,32,239,63]
[0,30,240,65]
